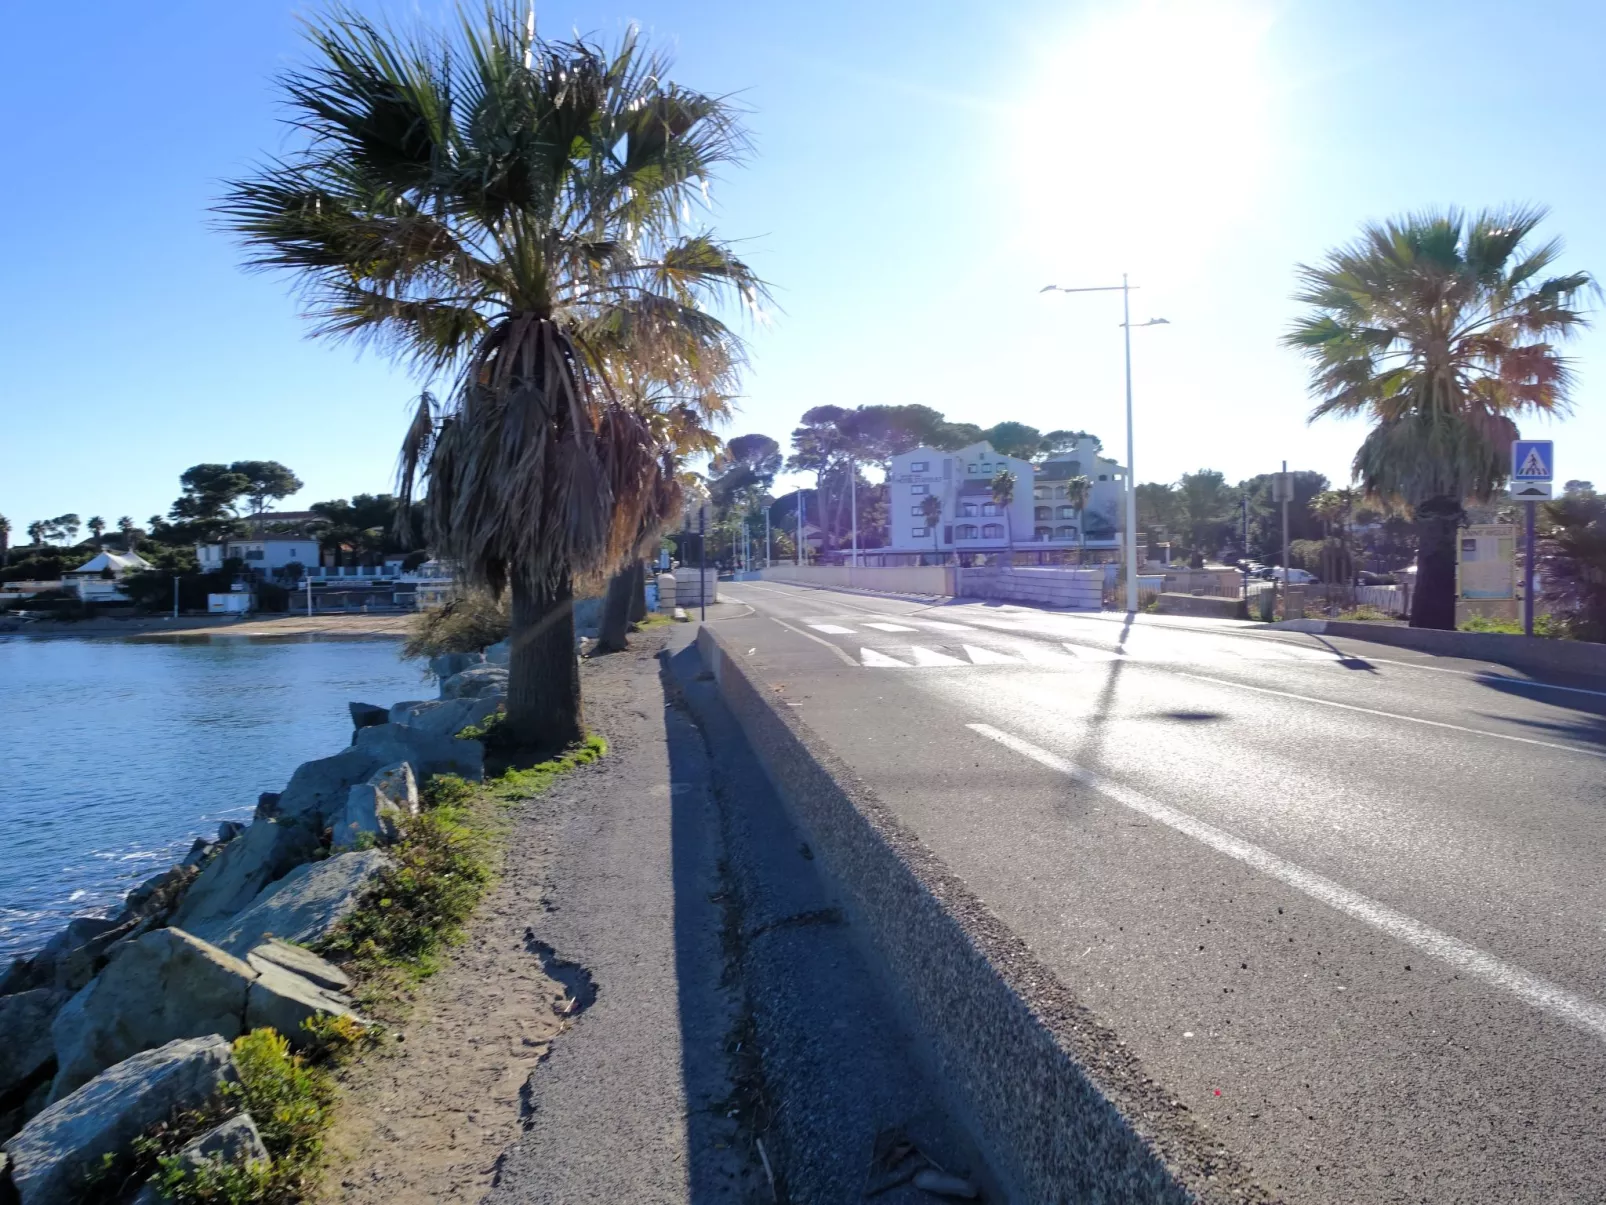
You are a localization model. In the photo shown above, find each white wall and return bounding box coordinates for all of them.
[761,563,956,595]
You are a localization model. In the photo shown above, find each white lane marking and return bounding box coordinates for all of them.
[909,645,967,667]
[1017,645,1087,669]
[766,617,860,667]
[860,648,910,667]
[966,723,1606,1044]
[1326,652,1606,701]
[808,624,856,635]
[1061,642,1124,662]
[1174,672,1606,761]
[964,644,1020,665]
[865,622,918,632]
[919,620,978,632]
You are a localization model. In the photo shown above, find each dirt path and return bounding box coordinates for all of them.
[318,630,755,1204]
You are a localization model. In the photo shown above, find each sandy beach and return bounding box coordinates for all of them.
[1,612,413,640]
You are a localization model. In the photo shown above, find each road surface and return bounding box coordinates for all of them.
[712,580,1606,1204]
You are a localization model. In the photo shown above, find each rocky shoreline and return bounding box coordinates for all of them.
[0,643,513,1203]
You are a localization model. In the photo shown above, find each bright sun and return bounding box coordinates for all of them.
[1017,0,1276,279]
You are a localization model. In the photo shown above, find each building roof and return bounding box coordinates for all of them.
[67,550,153,576]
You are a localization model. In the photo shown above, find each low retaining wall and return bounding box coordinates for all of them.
[696,626,1234,1204]
[958,566,1102,610]
[1154,592,1247,620]
[1271,619,1606,679]
[760,563,954,595]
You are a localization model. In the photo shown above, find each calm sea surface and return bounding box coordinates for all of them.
[0,635,429,963]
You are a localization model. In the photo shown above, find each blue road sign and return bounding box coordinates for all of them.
[1511,440,1554,481]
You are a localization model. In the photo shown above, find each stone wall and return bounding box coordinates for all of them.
[956,566,1103,610]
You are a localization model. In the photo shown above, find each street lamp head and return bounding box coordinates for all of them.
[1040,284,1059,293]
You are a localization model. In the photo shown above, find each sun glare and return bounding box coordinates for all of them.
[1018,0,1276,279]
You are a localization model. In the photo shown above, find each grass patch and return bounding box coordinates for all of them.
[632,612,673,631]
[1459,613,1569,638]
[1334,604,1395,622]
[310,735,607,1017]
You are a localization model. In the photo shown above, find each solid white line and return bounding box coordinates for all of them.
[966,722,1606,1044]
[765,616,860,667]
[1173,671,1606,761]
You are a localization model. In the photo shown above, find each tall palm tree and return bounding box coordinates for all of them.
[218,6,760,748]
[88,516,106,549]
[990,469,1016,563]
[1064,474,1092,565]
[118,516,136,552]
[919,493,942,561]
[1286,207,1592,629]
[0,515,10,565]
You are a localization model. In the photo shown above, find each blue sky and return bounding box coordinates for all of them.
[4,0,1604,532]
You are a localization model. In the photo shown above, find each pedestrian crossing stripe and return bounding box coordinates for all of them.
[863,622,918,632]
[808,624,856,634]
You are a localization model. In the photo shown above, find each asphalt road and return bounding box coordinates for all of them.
[712,580,1606,1204]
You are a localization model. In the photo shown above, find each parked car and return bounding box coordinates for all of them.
[1270,567,1317,584]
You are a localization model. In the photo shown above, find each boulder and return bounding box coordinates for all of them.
[1,918,124,997]
[188,850,391,959]
[438,665,508,701]
[245,939,350,994]
[348,701,389,730]
[48,931,255,1102]
[170,819,319,932]
[273,745,384,825]
[330,784,400,850]
[119,864,199,923]
[354,723,483,783]
[369,761,420,814]
[427,650,484,680]
[484,638,512,666]
[245,958,359,1037]
[387,699,432,725]
[128,1114,271,1204]
[4,1035,237,1205]
[0,989,66,1107]
[217,819,247,844]
[385,696,499,740]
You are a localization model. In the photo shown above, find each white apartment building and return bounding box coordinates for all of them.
[885,437,1125,559]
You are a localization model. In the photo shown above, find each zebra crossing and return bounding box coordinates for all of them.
[802,619,1343,670]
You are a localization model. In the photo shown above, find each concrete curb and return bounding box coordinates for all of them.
[696,625,1266,1204]
[1269,618,1606,678]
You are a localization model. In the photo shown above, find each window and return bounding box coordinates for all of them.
[910,484,928,495]
[967,463,978,474]
[1098,474,1109,481]
[1035,526,1053,541]
[982,523,1004,539]
[981,503,998,516]
[1033,487,1050,500]
[957,524,979,539]
[1034,507,1051,521]
[1056,525,1077,540]
[1058,506,1076,519]
[910,461,928,473]
[1054,485,1067,499]
[911,527,928,538]
[245,550,265,561]
[959,503,978,517]
[911,506,926,517]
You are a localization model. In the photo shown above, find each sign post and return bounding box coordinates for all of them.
[1509,440,1554,638]
[698,505,707,622]
[1271,465,1293,614]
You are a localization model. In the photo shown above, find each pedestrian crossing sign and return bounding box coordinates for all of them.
[1511,440,1554,481]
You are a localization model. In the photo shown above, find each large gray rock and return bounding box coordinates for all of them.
[348,701,389,730]
[188,850,391,959]
[369,761,420,814]
[1,917,127,997]
[245,939,350,994]
[0,989,66,1105]
[386,696,500,740]
[245,959,359,1038]
[330,784,400,850]
[427,650,484,680]
[438,665,508,701]
[273,745,383,825]
[48,931,254,1102]
[484,638,512,666]
[128,1113,271,1204]
[118,864,199,925]
[354,723,484,782]
[169,819,319,932]
[4,1034,237,1205]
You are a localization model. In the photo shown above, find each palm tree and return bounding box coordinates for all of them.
[118,516,137,552]
[219,6,759,748]
[88,516,106,549]
[0,515,10,565]
[1064,474,1092,565]
[919,493,942,561]
[1286,207,1592,629]
[989,469,1016,563]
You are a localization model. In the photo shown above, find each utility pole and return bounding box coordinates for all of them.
[765,505,772,572]
[172,575,179,619]
[698,505,707,622]
[1241,495,1250,601]
[849,456,859,574]
[1281,459,1291,612]
[796,491,804,567]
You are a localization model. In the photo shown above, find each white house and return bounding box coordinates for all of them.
[885,438,1126,559]
[196,536,320,574]
[63,550,154,603]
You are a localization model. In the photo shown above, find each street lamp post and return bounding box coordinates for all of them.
[1041,278,1168,612]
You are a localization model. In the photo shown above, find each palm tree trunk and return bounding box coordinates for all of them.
[1410,497,1461,630]
[628,560,648,623]
[508,574,582,751]
[596,565,634,652]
